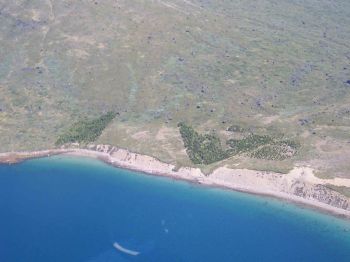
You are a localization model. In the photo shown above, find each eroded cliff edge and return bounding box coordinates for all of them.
[1,144,350,217]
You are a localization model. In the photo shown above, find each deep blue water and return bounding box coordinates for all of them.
[1,156,350,262]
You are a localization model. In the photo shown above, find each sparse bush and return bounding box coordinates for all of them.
[227,125,245,132]
[250,145,293,160]
[227,134,273,153]
[227,133,299,160]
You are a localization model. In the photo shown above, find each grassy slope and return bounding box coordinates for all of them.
[0,0,350,176]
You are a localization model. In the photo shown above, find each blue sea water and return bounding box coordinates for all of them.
[1,156,350,262]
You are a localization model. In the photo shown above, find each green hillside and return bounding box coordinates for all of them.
[1,0,350,177]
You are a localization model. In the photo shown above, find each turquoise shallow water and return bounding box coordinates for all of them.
[1,156,350,262]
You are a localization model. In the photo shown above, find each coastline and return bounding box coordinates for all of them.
[1,145,350,219]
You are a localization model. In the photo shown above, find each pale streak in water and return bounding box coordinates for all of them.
[113,242,140,256]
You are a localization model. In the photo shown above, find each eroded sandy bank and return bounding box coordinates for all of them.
[1,145,350,219]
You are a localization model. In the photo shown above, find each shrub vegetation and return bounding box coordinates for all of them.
[226,134,273,154]
[178,122,229,164]
[227,134,299,160]
[56,112,116,146]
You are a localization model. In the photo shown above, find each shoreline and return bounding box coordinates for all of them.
[1,146,350,219]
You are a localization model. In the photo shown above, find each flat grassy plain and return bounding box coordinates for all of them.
[0,0,350,177]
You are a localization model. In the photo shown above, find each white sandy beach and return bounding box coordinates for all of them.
[1,145,350,218]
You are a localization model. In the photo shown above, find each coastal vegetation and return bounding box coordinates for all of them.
[179,123,299,164]
[55,112,116,146]
[227,134,273,154]
[227,135,299,161]
[250,143,296,161]
[178,122,229,164]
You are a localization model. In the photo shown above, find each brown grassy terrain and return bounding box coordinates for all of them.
[0,0,350,177]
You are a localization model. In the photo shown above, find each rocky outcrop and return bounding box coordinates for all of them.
[208,166,350,214]
[291,182,349,210]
